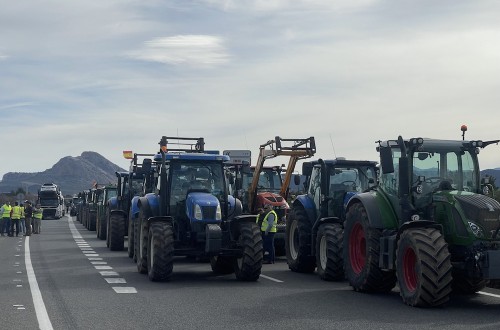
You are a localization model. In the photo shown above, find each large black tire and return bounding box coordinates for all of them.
[234,223,263,281]
[396,228,452,307]
[452,271,487,294]
[316,223,344,281]
[286,206,316,273]
[127,216,135,259]
[344,203,396,293]
[109,213,125,251]
[147,222,174,281]
[88,212,96,231]
[210,256,235,274]
[97,212,107,240]
[136,209,149,274]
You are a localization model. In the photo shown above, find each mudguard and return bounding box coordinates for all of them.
[143,193,160,217]
[130,196,141,221]
[229,214,258,240]
[292,195,316,224]
[346,191,398,229]
[108,197,119,211]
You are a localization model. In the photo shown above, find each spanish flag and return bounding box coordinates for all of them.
[123,150,133,159]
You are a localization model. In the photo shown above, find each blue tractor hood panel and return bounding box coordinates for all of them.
[186,192,221,224]
[144,193,160,215]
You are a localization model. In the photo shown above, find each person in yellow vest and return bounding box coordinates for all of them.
[33,203,43,234]
[20,203,26,235]
[256,204,277,264]
[1,201,12,236]
[11,201,22,237]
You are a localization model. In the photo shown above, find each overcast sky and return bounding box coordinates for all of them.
[1,0,500,183]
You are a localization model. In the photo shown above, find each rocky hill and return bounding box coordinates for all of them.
[0,151,125,196]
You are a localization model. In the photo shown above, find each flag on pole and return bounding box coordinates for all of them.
[123,150,133,159]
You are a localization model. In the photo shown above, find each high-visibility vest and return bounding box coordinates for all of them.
[33,208,43,219]
[20,206,25,218]
[259,210,278,233]
[2,204,12,218]
[11,206,21,220]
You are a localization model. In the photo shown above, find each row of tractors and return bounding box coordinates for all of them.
[73,130,500,308]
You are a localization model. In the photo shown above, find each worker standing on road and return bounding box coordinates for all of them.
[19,203,26,235]
[10,202,22,237]
[257,204,277,264]
[33,203,43,234]
[23,201,33,236]
[1,201,12,236]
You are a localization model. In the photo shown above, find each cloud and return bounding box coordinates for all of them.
[127,35,230,67]
[201,0,378,11]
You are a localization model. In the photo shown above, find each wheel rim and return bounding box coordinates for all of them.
[289,220,299,260]
[403,247,417,292]
[319,235,327,270]
[349,222,366,275]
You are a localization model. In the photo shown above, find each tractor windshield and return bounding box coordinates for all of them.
[169,161,225,206]
[327,166,377,196]
[411,150,478,193]
[242,168,282,193]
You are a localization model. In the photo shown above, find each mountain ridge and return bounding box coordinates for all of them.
[0,151,125,195]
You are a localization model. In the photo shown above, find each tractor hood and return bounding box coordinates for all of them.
[185,192,222,224]
[435,191,500,240]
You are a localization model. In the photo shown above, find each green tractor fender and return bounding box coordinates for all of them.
[345,192,398,230]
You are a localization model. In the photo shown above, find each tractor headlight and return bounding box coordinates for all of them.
[468,221,484,238]
[216,204,222,221]
[194,204,203,220]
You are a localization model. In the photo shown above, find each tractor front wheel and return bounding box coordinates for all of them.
[234,222,262,281]
[109,213,125,251]
[396,227,452,307]
[136,209,149,274]
[147,222,174,281]
[286,206,315,273]
[316,223,344,281]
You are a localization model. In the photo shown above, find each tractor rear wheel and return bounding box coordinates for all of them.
[210,256,235,274]
[97,213,107,240]
[136,209,149,274]
[127,217,135,259]
[89,212,96,231]
[147,222,174,281]
[286,206,315,273]
[316,223,344,281]
[234,222,263,281]
[344,203,396,293]
[109,213,125,251]
[452,271,487,294]
[396,227,452,307]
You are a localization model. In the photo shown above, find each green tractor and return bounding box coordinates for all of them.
[344,136,500,307]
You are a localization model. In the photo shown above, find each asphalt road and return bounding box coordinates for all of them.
[2,215,500,330]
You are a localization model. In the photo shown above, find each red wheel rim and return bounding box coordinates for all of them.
[403,247,417,292]
[349,222,366,274]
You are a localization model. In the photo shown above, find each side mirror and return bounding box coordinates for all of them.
[294,174,301,186]
[380,147,394,174]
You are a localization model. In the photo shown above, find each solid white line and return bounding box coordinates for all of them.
[260,274,284,283]
[478,291,500,299]
[25,237,54,330]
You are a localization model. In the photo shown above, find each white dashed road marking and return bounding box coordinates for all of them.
[478,291,500,299]
[259,274,284,283]
[68,216,136,293]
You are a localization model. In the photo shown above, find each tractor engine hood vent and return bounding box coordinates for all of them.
[455,194,500,239]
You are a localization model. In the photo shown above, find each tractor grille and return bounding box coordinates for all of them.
[456,194,500,238]
[202,206,217,220]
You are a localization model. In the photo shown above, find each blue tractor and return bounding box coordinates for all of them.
[106,156,152,251]
[135,136,263,281]
[286,158,378,280]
